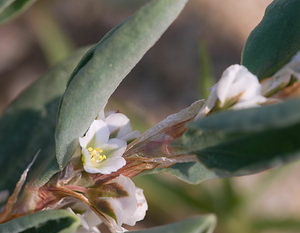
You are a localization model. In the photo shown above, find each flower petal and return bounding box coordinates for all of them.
[105,113,132,139]
[89,157,126,174]
[232,95,267,109]
[79,120,109,148]
[104,175,146,227]
[130,188,148,224]
[94,121,110,146]
[217,65,260,105]
[106,138,127,158]
[82,147,92,166]
[217,65,241,104]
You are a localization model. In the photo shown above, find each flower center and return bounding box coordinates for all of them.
[88,147,107,163]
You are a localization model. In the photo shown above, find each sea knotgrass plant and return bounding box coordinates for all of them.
[0,0,300,233]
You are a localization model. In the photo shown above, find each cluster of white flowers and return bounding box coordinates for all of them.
[77,112,147,233]
[75,51,300,233]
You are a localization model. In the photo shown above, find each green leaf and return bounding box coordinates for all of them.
[0,48,88,193]
[55,0,189,169]
[242,0,300,80]
[174,99,300,177]
[129,215,216,233]
[0,0,37,24]
[0,0,14,13]
[252,218,300,232]
[198,39,215,99]
[0,210,80,233]
[166,162,216,184]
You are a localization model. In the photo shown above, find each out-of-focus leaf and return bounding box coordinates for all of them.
[129,215,216,233]
[198,39,215,99]
[166,162,216,184]
[30,1,74,65]
[242,0,300,80]
[174,99,300,177]
[0,210,80,233]
[0,0,37,24]
[55,0,189,169]
[252,218,300,232]
[0,0,14,13]
[0,48,88,193]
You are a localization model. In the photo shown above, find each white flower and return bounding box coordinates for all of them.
[217,65,266,109]
[196,65,266,118]
[97,175,148,233]
[79,113,139,174]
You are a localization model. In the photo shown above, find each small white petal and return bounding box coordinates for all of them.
[104,175,146,227]
[88,157,126,174]
[106,138,127,158]
[79,120,109,148]
[217,65,260,105]
[82,147,92,166]
[105,113,132,139]
[232,96,267,109]
[94,122,110,146]
[217,65,241,104]
[131,188,148,223]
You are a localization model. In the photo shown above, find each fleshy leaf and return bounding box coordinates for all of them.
[0,210,80,233]
[242,0,300,80]
[0,0,37,24]
[0,0,14,12]
[174,99,300,177]
[128,215,216,233]
[55,0,189,169]
[0,48,88,193]
[166,162,216,184]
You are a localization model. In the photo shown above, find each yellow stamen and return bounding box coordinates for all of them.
[87,147,107,163]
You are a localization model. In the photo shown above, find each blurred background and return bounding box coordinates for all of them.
[2,0,300,233]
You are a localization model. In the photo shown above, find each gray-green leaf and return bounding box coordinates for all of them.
[166,162,216,184]
[55,0,189,169]
[242,0,300,80]
[0,210,80,233]
[174,99,300,177]
[0,48,88,193]
[0,0,37,24]
[129,215,216,233]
